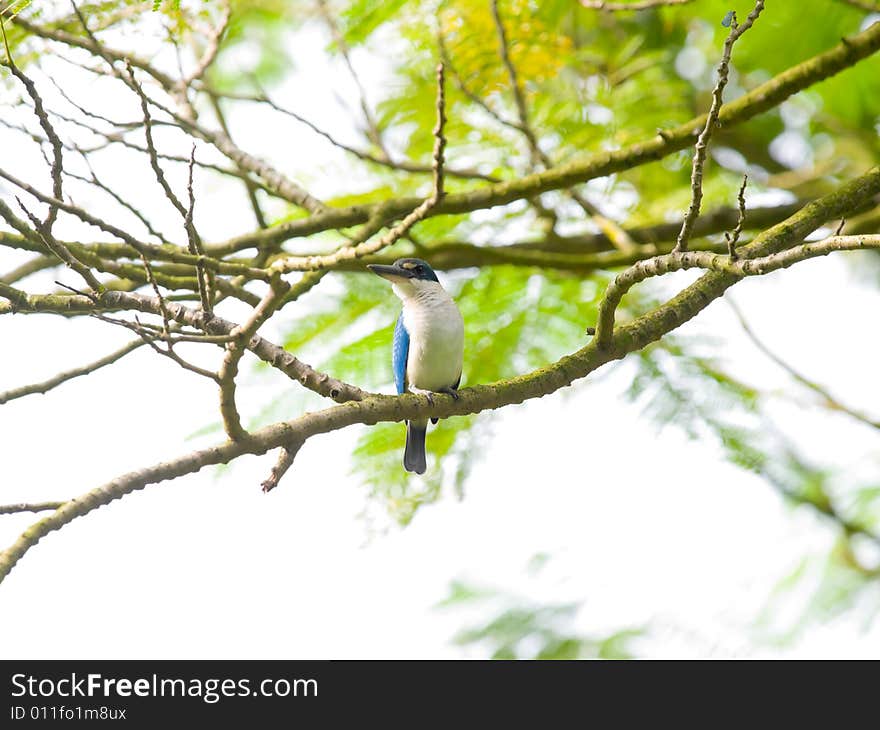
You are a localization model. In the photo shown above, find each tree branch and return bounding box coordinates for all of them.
[3,167,879,585]
[674,2,764,253]
[0,338,144,405]
[728,299,880,431]
[596,166,880,349]
[269,62,448,273]
[217,275,289,441]
[0,502,66,516]
[580,0,694,9]
[215,20,880,254]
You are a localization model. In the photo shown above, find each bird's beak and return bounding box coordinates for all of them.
[367,263,414,281]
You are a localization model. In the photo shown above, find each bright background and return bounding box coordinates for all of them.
[1,3,879,658]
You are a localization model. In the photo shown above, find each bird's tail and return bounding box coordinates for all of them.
[404,420,427,474]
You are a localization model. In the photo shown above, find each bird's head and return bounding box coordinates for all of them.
[367,258,441,299]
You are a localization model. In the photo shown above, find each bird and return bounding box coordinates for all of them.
[367,258,464,474]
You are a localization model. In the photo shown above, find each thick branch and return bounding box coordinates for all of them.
[3,168,878,584]
[0,288,371,402]
[215,21,880,254]
[596,233,880,347]
[217,276,289,441]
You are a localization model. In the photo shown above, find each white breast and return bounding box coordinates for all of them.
[401,287,464,392]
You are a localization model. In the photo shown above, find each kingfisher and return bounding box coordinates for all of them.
[368,258,464,474]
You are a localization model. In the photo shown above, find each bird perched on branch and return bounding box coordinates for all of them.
[368,258,464,474]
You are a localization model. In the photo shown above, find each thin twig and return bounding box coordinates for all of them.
[0,339,144,404]
[674,1,764,253]
[315,0,388,158]
[126,59,190,219]
[228,85,498,183]
[2,19,64,233]
[206,92,268,228]
[184,146,213,315]
[580,0,694,9]
[269,62,448,273]
[12,10,177,89]
[595,233,880,348]
[93,313,220,382]
[490,0,542,168]
[69,158,172,245]
[139,253,172,342]
[182,0,230,87]
[0,502,65,515]
[16,199,104,292]
[490,0,636,250]
[725,174,748,259]
[728,299,880,430]
[0,166,270,281]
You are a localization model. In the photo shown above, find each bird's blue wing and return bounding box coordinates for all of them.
[392,314,409,395]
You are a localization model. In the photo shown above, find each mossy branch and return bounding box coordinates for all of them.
[2,167,879,585]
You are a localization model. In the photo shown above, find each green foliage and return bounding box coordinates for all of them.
[15,0,875,650]
[627,333,880,639]
[439,562,643,659]
[338,0,411,46]
[267,265,603,525]
[210,0,307,90]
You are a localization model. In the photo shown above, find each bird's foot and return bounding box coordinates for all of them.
[438,386,460,401]
[410,387,435,406]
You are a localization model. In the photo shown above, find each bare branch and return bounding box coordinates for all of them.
[2,168,880,583]
[126,60,190,220]
[0,166,271,281]
[16,199,104,292]
[0,254,55,285]
[0,339,144,405]
[92,313,219,382]
[674,1,764,254]
[182,0,230,88]
[183,147,213,315]
[596,227,880,349]
[68,159,171,246]
[2,22,64,233]
[205,21,880,255]
[269,62,448,273]
[0,502,65,515]
[10,11,178,90]
[217,275,290,441]
[725,174,748,259]
[728,299,880,431]
[0,289,372,402]
[261,444,302,493]
[580,0,694,10]
[223,86,498,183]
[316,0,387,157]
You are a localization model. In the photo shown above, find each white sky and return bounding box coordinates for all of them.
[1,5,879,659]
